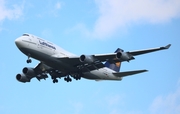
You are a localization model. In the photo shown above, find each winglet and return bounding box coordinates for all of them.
[161,44,171,49]
[165,44,171,49]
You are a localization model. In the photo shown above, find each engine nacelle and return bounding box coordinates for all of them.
[16,73,30,83]
[116,52,133,61]
[79,55,95,63]
[22,67,36,78]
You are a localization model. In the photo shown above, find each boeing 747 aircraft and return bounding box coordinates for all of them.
[15,33,171,83]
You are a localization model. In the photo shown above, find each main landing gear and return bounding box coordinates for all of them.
[64,76,72,82]
[53,79,58,83]
[51,75,59,83]
[26,54,32,63]
[64,74,82,83]
[50,72,82,83]
[73,75,81,80]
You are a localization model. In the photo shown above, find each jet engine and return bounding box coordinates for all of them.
[22,67,36,76]
[79,55,95,63]
[16,73,31,83]
[16,67,36,83]
[116,52,134,61]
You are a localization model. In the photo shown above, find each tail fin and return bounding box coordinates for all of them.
[104,48,123,72]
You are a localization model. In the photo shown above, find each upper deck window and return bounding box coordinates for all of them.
[22,34,29,36]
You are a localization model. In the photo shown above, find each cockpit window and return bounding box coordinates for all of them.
[22,34,29,36]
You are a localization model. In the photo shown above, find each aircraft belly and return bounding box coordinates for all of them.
[83,72,101,80]
[82,69,110,80]
[82,68,122,81]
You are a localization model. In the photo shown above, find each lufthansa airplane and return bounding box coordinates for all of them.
[15,33,171,83]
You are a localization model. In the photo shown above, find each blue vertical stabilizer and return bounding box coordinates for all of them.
[104,48,123,72]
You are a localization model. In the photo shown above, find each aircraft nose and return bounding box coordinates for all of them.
[15,38,20,45]
[15,37,23,47]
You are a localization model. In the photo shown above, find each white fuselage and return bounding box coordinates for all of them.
[15,34,122,81]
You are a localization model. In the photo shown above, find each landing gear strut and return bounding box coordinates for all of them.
[72,73,82,80]
[26,54,32,63]
[73,74,81,80]
[51,75,59,83]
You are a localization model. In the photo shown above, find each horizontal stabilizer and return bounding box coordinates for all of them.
[113,70,148,77]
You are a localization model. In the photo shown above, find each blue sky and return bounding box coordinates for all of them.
[0,0,180,114]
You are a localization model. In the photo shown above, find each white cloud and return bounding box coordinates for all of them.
[55,1,61,10]
[149,79,180,114]
[50,1,62,17]
[41,28,53,40]
[69,101,84,114]
[0,0,23,22]
[92,0,180,38]
[73,0,180,39]
[109,109,121,114]
[106,94,122,106]
[105,94,125,114]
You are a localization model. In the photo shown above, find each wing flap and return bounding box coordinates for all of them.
[113,70,148,77]
[93,53,117,61]
[55,53,118,64]
[54,53,121,71]
[34,62,53,73]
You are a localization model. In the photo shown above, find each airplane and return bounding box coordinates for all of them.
[15,33,171,83]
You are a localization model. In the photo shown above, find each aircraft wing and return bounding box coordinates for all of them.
[56,57,105,72]
[54,44,171,72]
[113,69,148,77]
[93,44,171,61]
[34,62,53,72]
[57,53,117,63]
[33,63,53,81]
[16,62,52,83]
[129,44,171,56]
[55,53,122,71]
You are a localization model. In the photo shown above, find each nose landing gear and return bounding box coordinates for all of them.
[26,59,32,63]
[26,54,32,63]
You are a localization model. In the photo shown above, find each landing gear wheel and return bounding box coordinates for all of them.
[26,59,32,63]
[64,76,72,82]
[53,79,58,83]
[64,77,67,81]
[75,75,81,80]
[53,80,56,83]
